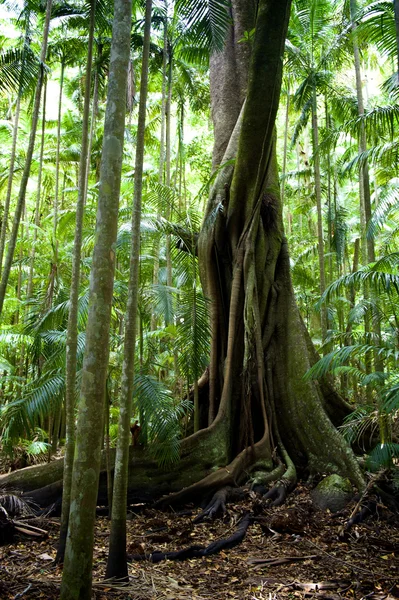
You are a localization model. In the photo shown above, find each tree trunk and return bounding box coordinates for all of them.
[57,0,97,565]
[53,59,65,261]
[84,52,100,206]
[0,0,53,318]
[59,0,131,595]
[105,0,150,581]
[281,79,290,233]
[195,0,364,495]
[1,0,365,518]
[151,5,167,333]
[311,87,327,345]
[27,79,47,299]
[394,0,399,82]
[350,0,383,377]
[0,95,20,276]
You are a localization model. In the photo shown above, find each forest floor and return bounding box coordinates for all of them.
[0,483,398,600]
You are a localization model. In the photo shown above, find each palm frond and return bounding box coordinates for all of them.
[175,0,230,52]
[133,373,191,467]
[367,443,399,471]
[368,181,399,238]
[304,344,391,380]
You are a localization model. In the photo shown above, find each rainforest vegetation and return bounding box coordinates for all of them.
[0,0,398,597]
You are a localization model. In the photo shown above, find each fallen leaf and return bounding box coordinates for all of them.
[38,553,53,561]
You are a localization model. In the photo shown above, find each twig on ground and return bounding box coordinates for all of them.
[347,470,386,528]
[304,538,373,575]
[13,583,32,599]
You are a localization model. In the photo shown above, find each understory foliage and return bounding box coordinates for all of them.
[0,0,397,475]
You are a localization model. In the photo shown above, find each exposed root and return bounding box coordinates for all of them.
[345,470,386,529]
[249,461,285,487]
[263,477,295,506]
[128,512,252,563]
[345,498,377,530]
[203,512,251,555]
[193,487,230,523]
[193,486,247,523]
[155,435,270,509]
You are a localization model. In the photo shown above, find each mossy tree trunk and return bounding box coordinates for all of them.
[1,0,365,511]
[105,0,150,581]
[191,0,364,499]
[59,0,131,596]
[57,0,97,565]
[311,87,327,345]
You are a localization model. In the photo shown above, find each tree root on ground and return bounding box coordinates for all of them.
[263,477,296,507]
[194,486,246,523]
[345,499,377,530]
[193,487,230,523]
[155,434,273,509]
[128,512,251,564]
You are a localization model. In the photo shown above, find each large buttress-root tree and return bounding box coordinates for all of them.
[165,0,364,504]
[0,0,365,509]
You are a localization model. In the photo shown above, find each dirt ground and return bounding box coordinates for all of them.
[0,484,398,600]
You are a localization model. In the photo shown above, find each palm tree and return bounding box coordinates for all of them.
[0,5,40,276]
[0,0,53,319]
[287,0,345,345]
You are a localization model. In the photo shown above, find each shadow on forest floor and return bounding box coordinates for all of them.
[0,484,398,599]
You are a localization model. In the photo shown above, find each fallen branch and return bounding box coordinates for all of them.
[13,521,48,538]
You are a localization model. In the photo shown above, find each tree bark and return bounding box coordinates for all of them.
[350,0,383,378]
[196,0,364,494]
[57,0,97,565]
[311,87,327,344]
[0,95,20,277]
[105,0,150,581]
[27,79,47,299]
[0,0,53,318]
[150,5,168,333]
[53,59,65,261]
[60,0,131,596]
[1,0,366,517]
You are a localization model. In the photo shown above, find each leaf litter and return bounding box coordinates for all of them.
[0,484,398,599]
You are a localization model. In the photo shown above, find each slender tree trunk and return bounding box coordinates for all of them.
[105,388,113,515]
[165,53,173,293]
[51,404,62,455]
[56,1,97,565]
[281,80,290,233]
[350,0,383,377]
[151,7,167,333]
[27,80,47,298]
[54,60,65,261]
[311,87,327,345]
[0,0,52,318]
[84,58,100,205]
[394,0,399,77]
[105,0,151,580]
[0,11,31,275]
[60,0,132,596]
[0,95,20,276]
[325,97,333,288]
